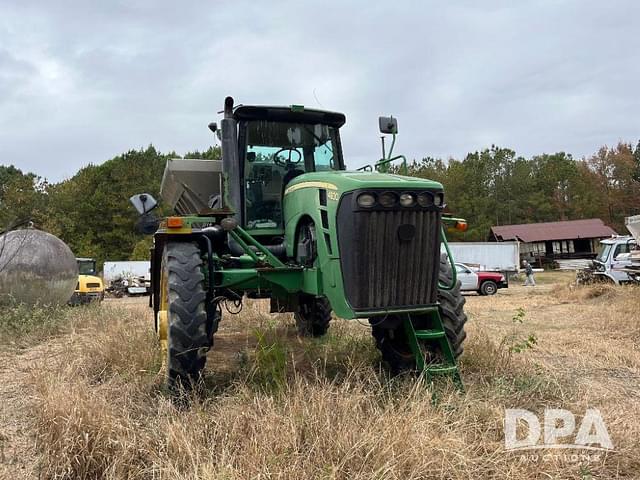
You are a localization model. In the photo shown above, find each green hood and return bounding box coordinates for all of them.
[286,170,443,194]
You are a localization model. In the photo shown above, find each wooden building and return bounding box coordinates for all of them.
[490,219,617,266]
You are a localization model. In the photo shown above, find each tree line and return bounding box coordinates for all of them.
[1,141,638,265]
[404,142,640,240]
[0,146,220,266]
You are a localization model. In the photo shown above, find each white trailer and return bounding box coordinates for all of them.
[446,241,520,272]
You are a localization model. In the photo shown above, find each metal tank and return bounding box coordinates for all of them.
[0,229,78,305]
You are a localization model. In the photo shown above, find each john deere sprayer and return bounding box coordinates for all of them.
[132,97,468,390]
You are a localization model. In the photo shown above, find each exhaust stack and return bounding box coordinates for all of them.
[220,96,242,222]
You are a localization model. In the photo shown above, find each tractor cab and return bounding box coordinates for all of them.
[241,112,345,230]
[213,100,347,256]
[220,103,346,238]
[76,257,97,276]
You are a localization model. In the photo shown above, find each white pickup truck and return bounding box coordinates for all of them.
[588,216,640,284]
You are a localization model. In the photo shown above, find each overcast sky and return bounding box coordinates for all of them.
[1,0,639,182]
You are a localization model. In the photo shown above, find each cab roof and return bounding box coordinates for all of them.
[233,105,346,128]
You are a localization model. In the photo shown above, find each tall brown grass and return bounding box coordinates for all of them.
[0,303,71,349]
[21,284,640,479]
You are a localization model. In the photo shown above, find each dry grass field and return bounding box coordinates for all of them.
[0,274,638,479]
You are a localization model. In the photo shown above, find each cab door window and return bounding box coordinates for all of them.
[244,120,340,229]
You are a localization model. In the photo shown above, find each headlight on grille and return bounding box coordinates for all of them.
[357,193,376,208]
[355,190,444,209]
[378,192,397,208]
[417,193,433,207]
[399,193,415,207]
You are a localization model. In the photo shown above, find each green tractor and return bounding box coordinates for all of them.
[132,97,468,390]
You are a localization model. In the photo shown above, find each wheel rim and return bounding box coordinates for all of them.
[485,283,496,294]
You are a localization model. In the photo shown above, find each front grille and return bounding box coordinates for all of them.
[87,282,101,288]
[337,192,441,311]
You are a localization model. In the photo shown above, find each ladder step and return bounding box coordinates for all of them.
[426,364,459,374]
[414,329,446,340]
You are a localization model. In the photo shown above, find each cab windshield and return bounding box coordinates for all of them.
[243,120,341,229]
[78,260,96,275]
[595,244,612,263]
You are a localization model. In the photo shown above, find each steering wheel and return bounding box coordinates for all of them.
[272,148,302,167]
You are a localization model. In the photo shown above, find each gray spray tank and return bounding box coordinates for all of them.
[0,228,78,305]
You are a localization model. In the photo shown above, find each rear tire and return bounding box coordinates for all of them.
[295,295,332,337]
[161,242,210,390]
[480,280,498,296]
[371,253,468,374]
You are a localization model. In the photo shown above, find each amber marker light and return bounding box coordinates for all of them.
[167,217,184,228]
[455,221,468,232]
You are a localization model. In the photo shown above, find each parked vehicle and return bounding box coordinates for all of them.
[103,261,151,295]
[578,228,638,285]
[105,275,150,297]
[455,263,508,295]
[69,257,104,305]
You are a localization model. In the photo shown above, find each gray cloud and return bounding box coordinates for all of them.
[1,0,639,181]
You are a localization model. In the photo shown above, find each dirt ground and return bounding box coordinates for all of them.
[1,273,638,479]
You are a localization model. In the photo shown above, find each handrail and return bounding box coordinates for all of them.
[438,224,457,290]
[375,154,408,174]
[357,154,408,175]
[229,225,286,268]
[357,133,410,174]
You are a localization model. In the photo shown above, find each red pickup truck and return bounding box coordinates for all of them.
[455,263,508,295]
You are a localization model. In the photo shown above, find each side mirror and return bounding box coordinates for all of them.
[130,193,158,215]
[379,116,398,134]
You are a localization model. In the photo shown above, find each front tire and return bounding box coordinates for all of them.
[294,221,332,337]
[160,242,210,390]
[480,280,498,296]
[295,295,332,337]
[371,253,468,374]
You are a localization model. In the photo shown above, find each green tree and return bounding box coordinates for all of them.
[530,152,579,221]
[130,237,153,260]
[184,146,221,160]
[44,145,169,266]
[0,166,48,229]
[587,143,640,230]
